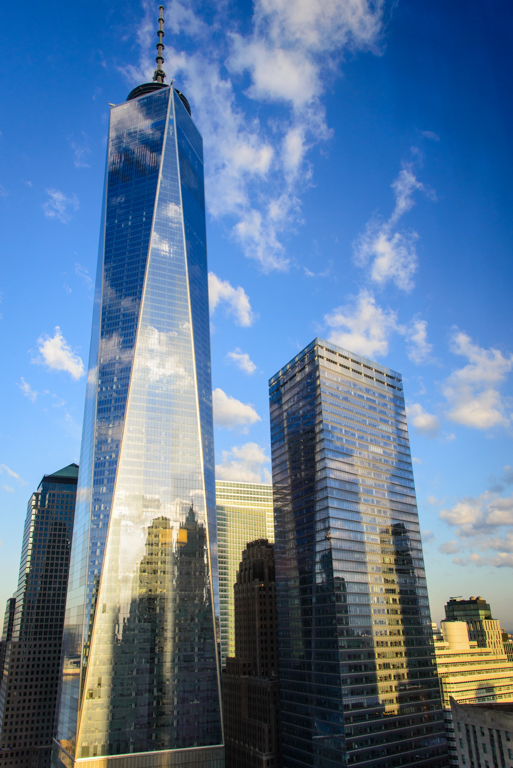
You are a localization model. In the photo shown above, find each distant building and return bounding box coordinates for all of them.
[223,540,280,768]
[434,620,513,766]
[216,481,274,666]
[502,633,513,664]
[0,599,16,681]
[449,697,513,768]
[269,338,448,768]
[0,463,78,768]
[445,597,505,655]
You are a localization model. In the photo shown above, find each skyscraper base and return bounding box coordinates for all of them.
[52,742,224,768]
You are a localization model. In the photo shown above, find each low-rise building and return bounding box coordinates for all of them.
[450,697,513,768]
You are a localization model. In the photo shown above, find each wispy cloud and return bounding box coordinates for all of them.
[405,318,434,364]
[353,163,433,292]
[0,185,9,198]
[33,327,85,380]
[443,329,513,429]
[421,130,440,141]
[75,262,94,289]
[208,273,256,327]
[225,348,257,375]
[212,388,261,431]
[17,377,38,403]
[43,189,79,223]
[69,132,91,168]
[120,0,385,271]
[0,464,27,486]
[406,403,440,437]
[216,442,271,483]
[325,288,399,358]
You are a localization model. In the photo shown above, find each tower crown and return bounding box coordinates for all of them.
[127,5,169,101]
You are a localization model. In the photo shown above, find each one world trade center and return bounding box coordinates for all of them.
[53,8,224,767]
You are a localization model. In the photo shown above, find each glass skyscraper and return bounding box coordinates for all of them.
[53,22,223,767]
[0,463,78,768]
[216,481,274,666]
[269,338,448,768]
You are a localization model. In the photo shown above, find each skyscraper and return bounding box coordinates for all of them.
[53,9,223,767]
[269,338,448,768]
[216,480,274,666]
[0,463,78,768]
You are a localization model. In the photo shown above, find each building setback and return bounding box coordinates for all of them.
[445,598,506,656]
[433,620,513,767]
[53,10,223,767]
[223,540,280,768]
[269,337,448,768]
[0,463,78,768]
[216,481,274,666]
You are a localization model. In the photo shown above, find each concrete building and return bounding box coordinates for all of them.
[216,481,274,666]
[223,540,280,768]
[434,620,513,766]
[449,697,513,768]
[445,598,505,656]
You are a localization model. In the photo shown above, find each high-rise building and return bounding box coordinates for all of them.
[433,621,513,766]
[0,599,16,681]
[216,481,274,666]
[449,698,513,768]
[0,463,78,768]
[53,10,223,768]
[445,597,506,656]
[223,540,280,768]
[269,337,448,768]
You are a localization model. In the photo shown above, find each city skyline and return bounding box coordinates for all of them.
[1,0,512,631]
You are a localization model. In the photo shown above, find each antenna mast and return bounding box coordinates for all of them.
[153,5,166,83]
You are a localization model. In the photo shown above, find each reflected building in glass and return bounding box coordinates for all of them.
[53,11,223,767]
[269,338,448,768]
[216,481,274,667]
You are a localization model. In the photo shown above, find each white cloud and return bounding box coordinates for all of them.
[18,377,38,403]
[353,164,432,292]
[43,188,79,223]
[488,465,513,493]
[226,349,257,375]
[443,329,513,429]
[421,130,440,141]
[3,485,14,493]
[325,289,399,358]
[406,403,440,437]
[216,442,271,483]
[212,388,261,431]
[208,273,256,327]
[405,319,433,364]
[70,133,91,168]
[422,529,434,543]
[75,263,93,289]
[438,540,460,554]
[0,464,26,486]
[33,327,85,380]
[120,0,385,271]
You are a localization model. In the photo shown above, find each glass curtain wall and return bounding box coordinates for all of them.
[269,338,448,768]
[54,87,223,768]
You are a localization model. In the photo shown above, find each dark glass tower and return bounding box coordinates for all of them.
[53,9,223,768]
[0,463,78,768]
[269,338,448,768]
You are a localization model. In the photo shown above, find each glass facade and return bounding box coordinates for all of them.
[0,464,78,768]
[269,338,448,768]
[215,481,274,666]
[53,86,223,767]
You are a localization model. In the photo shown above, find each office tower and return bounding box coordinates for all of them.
[0,463,78,768]
[53,10,223,768]
[223,540,280,768]
[449,698,513,768]
[445,597,506,655]
[0,599,16,681]
[216,480,274,666]
[269,338,448,768]
[434,621,513,766]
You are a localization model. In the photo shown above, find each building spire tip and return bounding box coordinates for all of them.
[153,4,166,84]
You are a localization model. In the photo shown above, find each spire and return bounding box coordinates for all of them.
[153,5,166,84]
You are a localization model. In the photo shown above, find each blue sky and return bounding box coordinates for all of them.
[1,0,512,628]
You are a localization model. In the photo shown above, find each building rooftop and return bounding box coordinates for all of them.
[40,462,79,487]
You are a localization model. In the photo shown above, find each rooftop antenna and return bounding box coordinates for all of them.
[153,6,166,84]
